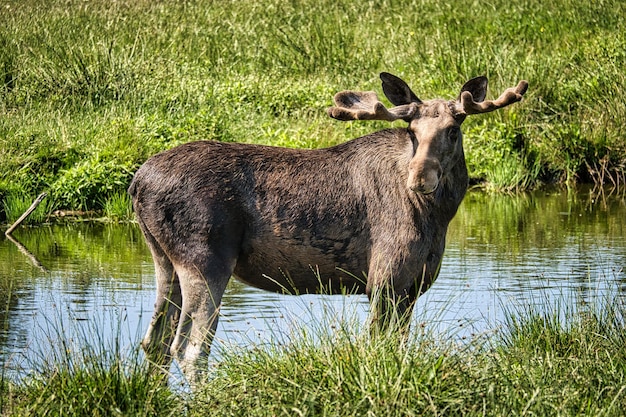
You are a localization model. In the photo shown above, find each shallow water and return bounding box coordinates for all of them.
[0,188,624,378]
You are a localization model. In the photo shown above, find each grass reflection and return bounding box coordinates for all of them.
[450,187,626,256]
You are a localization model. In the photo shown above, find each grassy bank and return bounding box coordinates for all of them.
[1,294,625,416]
[193,297,626,416]
[1,0,625,220]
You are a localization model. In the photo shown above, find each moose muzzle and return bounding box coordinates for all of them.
[408,157,442,195]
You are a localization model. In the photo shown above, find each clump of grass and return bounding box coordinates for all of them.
[102,191,134,222]
[13,355,177,417]
[485,295,626,416]
[195,315,472,416]
[2,309,180,416]
[2,192,54,225]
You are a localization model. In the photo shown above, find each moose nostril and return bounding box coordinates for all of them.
[411,179,438,195]
[418,170,440,194]
[419,184,438,195]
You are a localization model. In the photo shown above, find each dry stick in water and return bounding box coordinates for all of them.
[5,192,48,236]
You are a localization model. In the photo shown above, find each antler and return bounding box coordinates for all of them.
[460,80,529,115]
[327,91,419,122]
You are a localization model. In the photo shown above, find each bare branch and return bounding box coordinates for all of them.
[5,192,48,236]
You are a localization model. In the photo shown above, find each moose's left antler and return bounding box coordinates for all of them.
[459,80,528,115]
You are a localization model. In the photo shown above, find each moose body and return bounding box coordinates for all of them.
[129,73,527,382]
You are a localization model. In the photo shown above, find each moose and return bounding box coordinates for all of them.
[129,72,528,382]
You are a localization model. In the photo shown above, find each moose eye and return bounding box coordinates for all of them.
[448,127,460,143]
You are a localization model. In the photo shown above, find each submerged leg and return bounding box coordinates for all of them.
[170,254,234,385]
[141,236,183,371]
[367,283,417,336]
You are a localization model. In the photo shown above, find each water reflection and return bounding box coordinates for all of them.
[0,188,624,375]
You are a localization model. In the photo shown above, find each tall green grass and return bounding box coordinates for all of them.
[2,193,55,225]
[486,295,626,416]
[1,0,625,216]
[1,308,180,416]
[102,191,134,222]
[192,293,626,416]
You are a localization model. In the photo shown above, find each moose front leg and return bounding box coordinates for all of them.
[366,247,444,337]
[367,284,417,336]
[366,256,418,336]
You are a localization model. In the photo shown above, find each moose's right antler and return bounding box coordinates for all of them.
[327,91,419,122]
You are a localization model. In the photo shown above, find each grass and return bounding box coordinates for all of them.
[190,293,626,416]
[2,290,625,416]
[0,0,625,221]
[102,191,134,222]
[1,308,180,417]
[490,304,626,416]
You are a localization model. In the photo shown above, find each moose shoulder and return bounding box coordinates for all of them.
[129,72,528,382]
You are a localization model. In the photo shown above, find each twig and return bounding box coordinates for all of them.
[5,192,48,236]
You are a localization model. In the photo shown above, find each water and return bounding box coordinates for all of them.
[0,188,624,378]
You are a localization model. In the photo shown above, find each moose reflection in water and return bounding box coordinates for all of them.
[129,72,527,382]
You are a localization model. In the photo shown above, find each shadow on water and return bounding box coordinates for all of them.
[0,187,624,377]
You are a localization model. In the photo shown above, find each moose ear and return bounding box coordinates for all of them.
[459,76,488,103]
[380,72,422,106]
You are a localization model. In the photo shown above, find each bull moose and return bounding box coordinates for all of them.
[129,72,528,382]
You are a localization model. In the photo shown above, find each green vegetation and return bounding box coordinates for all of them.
[0,0,625,221]
[1,291,625,416]
[102,191,134,222]
[194,296,626,416]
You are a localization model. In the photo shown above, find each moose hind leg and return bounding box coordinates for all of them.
[141,240,183,370]
[170,255,233,384]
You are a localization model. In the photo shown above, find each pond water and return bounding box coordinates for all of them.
[0,187,624,380]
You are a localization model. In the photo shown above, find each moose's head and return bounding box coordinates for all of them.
[328,73,528,195]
